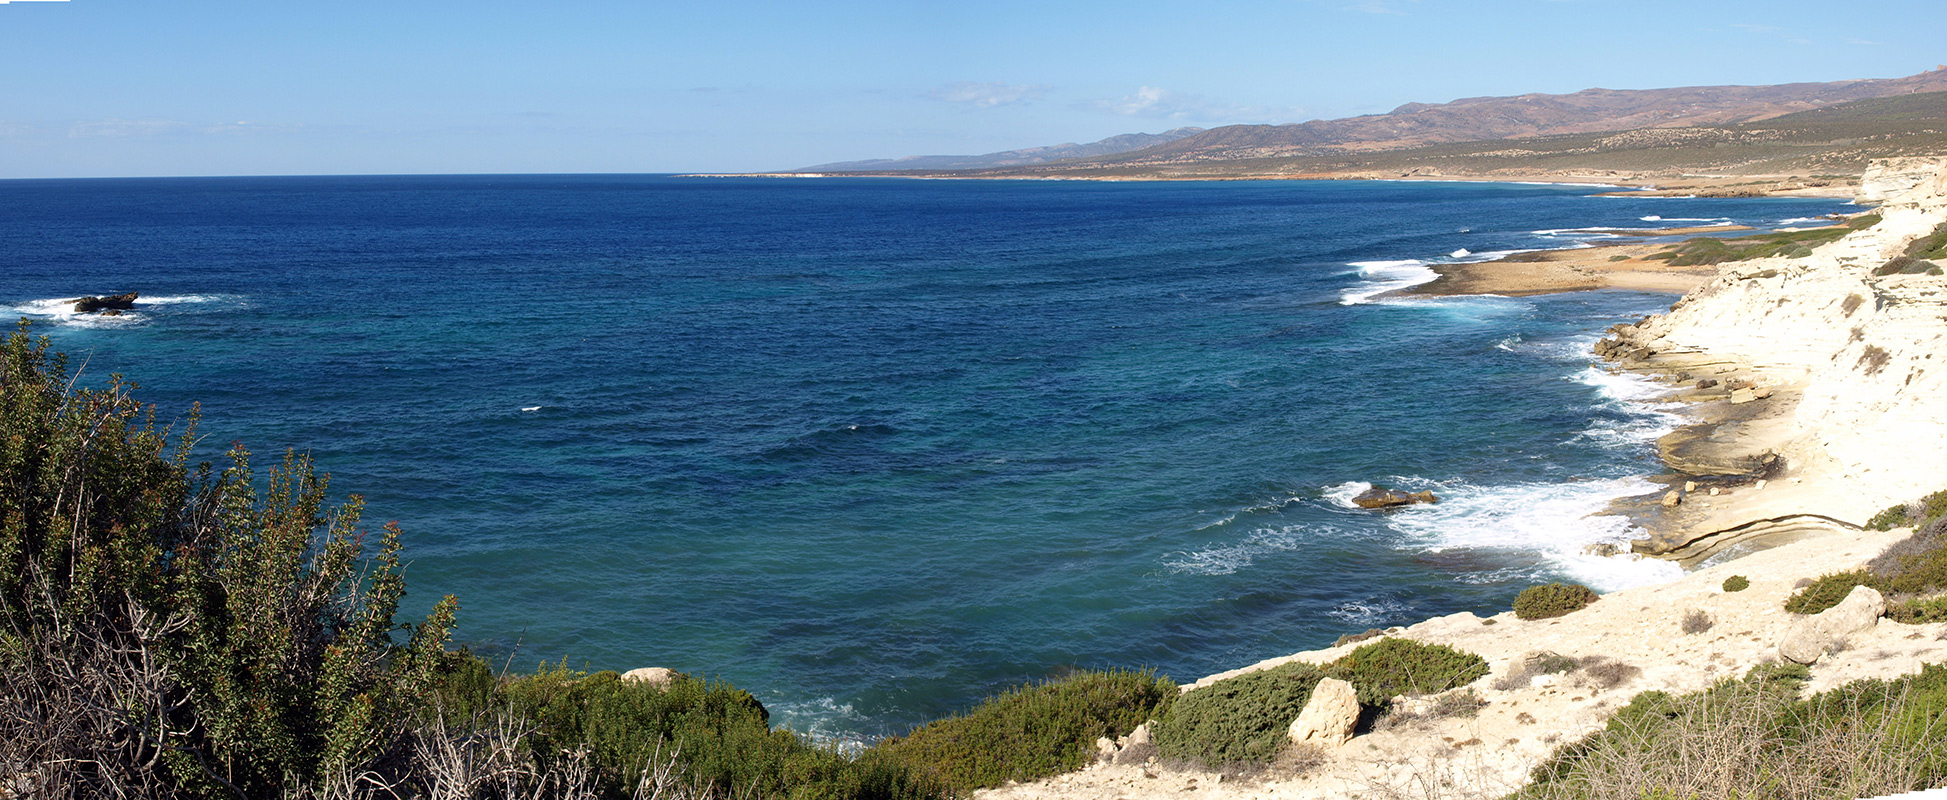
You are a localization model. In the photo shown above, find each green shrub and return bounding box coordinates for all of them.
[468,660,940,800]
[0,323,458,798]
[1868,503,1913,531]
[1921,490,1947,523]
[1878,544,1947,597]
[1873,255,1938,276]
[1326,638,1488,707]
[1152,662,1325,769]
[1514,583,1600,620]
[1905,220,1947,261]
[867,669,1173,792]
[0,324,945,800]
[1784,570,1874,614]
[1887,595,1947,624]
[1722,575,1751,592]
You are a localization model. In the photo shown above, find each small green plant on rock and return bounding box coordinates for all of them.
[1722,575,1751,592]
[1151,662,1326,770]
[1514,583,1600,620]
[1784,570,1874,614]
[1326,638,1489,707]
[1867,504,1911,531]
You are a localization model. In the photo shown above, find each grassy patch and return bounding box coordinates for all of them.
[1723,575,1751,592]
[1514,664,1947,800]
[1646,226,1856,267]
[867,669,1174,793]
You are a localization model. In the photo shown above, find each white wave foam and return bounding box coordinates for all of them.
[1327,596,1410,627]
[1321,481,1372,509]
[1776,217,1828,225]
[1450,248,1471,258]
[3,297,137,329]
[1165,524,1336,576]
[1510,180,1625,189]
[1383,477,1681,591]
[3,293,238,329]
[1532,227,1624,238]
[767,695,871,753]
[1340,260,1438,305]
[1574,365,1678,403]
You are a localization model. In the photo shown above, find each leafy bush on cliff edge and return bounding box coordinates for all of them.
[1152,662,1327,769]
[1514,583,1600,620]
[0,322,458,798]
[866,669,1174,792]
[1326,638,1489,708]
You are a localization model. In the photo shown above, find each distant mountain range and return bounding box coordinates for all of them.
[1073,69,1947,169]
[805,68,1947,182]
[800,127,1204,172]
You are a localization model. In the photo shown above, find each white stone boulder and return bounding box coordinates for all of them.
[621,667,682,688]
[1779,585,1885,665]
[1288,677,1359,748]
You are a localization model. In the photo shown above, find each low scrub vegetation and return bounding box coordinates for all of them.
[1153,638,1490,770]
[1515,664,1947,799]
[1326,638,1488,707]
[0,323,945,799]
[1645,223,1863,267]
[1789,494,1947,616]
[1151,662,1327,770]
[1723,575,1751,592]
[866,669,1174,793]
[1905,219,1947,261]
[1784,570,1876,615]
[1514,583,1600,620]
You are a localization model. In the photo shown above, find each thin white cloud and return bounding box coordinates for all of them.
[1345,0,1415,14]
[68,118,189,138]
[203,121,299,135]
[926,82,1050,108]
[1081,86,1303,124]
[1843,38,1884,46]
[0,1,73,4]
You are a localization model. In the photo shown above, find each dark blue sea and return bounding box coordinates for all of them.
[0,175,1854,742]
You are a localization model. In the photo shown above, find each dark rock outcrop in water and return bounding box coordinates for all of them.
[1353,487,1439,509]
[74,292,138,313]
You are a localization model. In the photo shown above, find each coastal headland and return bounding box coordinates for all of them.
[976,159,1947,799]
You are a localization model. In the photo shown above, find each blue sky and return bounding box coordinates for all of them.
[1,0,1942,177]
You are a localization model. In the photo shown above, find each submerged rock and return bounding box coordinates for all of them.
[1353,487,1439,509]
[74,292,138,313]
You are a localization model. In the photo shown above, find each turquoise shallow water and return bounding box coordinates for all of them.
[0,175,1854,741]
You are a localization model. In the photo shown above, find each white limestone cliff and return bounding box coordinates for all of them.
[1628,157,1947,517]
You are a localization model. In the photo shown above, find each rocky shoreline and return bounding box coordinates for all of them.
[975,158,1947,800]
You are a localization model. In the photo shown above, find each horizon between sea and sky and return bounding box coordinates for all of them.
[1,0,1945,178]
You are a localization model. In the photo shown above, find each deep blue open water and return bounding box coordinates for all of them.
[0,175,1853,742]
